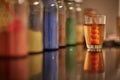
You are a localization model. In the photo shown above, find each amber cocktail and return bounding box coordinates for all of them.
[84,15,106,49]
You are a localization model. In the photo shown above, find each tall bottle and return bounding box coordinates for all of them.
[43,0,58,50]
[74,0,84,44]
[57,0,67,47]
[28,0,43,53]
[0,0,29,57]
[64,0,76,45]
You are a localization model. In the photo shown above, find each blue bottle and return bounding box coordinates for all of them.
[43,51,58,80]
[43,0,58,50]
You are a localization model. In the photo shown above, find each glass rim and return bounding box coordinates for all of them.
[84,14,106,24]
[84,14,106,17]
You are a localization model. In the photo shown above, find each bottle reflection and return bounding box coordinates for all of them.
[43,51,58,80]
[84,72,105,80]
[0,57,28,80]
[29,53,43,80]
[84,49,104,73]
[58,48,66,80]
[66,46,76,80]
[76,45,85,63]
[75,45,85,80]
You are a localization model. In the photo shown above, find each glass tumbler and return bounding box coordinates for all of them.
[84,15,106,49]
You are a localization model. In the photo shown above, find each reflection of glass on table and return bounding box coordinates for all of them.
[84,49,104,73]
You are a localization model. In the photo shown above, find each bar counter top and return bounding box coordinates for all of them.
[0,44,120,80]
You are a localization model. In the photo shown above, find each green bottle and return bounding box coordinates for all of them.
[64,0,76,45]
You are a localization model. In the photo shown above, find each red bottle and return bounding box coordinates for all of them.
[0,0,29,57]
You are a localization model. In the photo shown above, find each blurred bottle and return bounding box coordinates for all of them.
[74,0,84,44]
[57,0,67,47]
[0,57,28,80]
[64,0,76,45]
[0,0,29,57]
[28,0,43,53]
[84,49,104,73]
[43,0,58,50]
[43,51,58,80]
[29,53,43,79]
[66,46,76,80]
[58,48,66,80]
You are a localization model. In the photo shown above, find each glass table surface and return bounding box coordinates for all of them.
[0,44,120,80]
